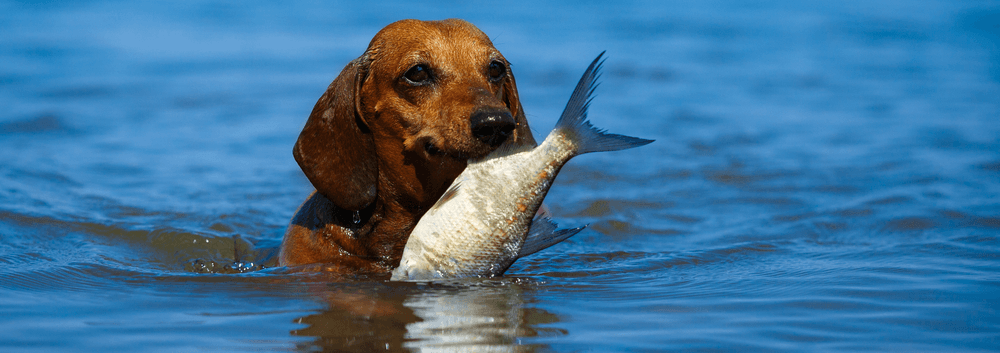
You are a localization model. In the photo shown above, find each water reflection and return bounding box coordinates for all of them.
[291,278,563,352]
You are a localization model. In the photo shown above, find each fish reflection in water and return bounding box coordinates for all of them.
[291,279,559,352]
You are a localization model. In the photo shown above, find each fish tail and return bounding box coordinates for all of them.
[556,51,654,155]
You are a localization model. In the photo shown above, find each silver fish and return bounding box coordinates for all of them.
[391,52,653,280]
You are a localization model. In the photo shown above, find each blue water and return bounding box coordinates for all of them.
[2,1,999,351]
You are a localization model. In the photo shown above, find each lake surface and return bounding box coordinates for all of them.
[2,1,999,351]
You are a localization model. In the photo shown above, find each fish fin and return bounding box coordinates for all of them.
[430,180,461,211]
[517,216,586,258]
[555,51,654,155]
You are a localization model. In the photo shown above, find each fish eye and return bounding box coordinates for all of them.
[403,64,433,85]
[488,60,506,82]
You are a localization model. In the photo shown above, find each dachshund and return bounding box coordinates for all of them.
[279,19,537,274]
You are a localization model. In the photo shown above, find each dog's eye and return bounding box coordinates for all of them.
[403,64,432,85]
[488,60,506,82]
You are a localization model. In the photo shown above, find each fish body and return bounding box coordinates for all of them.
[391,53,653,280]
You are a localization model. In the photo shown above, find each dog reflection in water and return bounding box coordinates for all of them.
[290,280,560,351]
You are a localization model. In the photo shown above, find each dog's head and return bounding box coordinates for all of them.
[294,19,534,212]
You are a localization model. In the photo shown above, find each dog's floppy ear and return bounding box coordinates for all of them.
[293,57,377,211]
[500,64,537,146]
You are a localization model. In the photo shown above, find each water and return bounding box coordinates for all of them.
[2,1,998,351]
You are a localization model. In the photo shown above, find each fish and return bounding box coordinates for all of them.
[391,52,654,280]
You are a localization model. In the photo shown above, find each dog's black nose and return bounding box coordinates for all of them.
[470,108,516,147]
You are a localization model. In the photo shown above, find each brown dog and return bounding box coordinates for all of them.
[279,19,537,274]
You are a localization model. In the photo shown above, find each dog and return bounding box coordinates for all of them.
[280,19,537,274]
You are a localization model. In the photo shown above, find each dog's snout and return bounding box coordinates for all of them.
[470,108,516,147]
